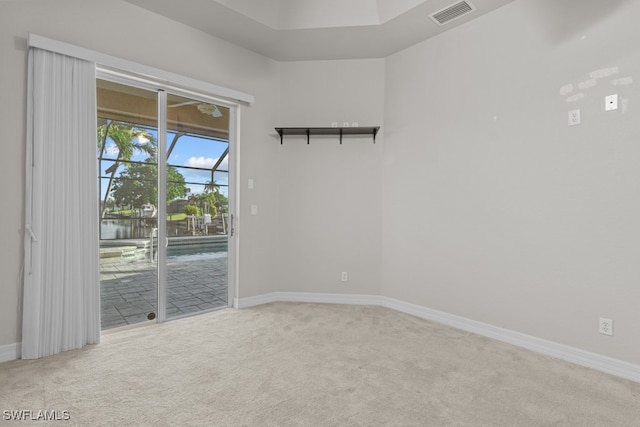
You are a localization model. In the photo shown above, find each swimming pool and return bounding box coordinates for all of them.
[167,241,227,257]
[100,235,228,262]
[166,237,228,261]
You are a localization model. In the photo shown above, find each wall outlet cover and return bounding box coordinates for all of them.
[599,318,613,336]
[568,109,581,126]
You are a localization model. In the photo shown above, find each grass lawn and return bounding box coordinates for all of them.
[107,210,188,221]
[167,213,187,221]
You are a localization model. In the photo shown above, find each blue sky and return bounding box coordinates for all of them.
[100,130,229,202]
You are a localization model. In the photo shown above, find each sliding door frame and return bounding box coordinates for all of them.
[97,68,240,320]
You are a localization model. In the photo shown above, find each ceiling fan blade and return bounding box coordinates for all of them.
[168,101,199,108]
[169,101,223,118]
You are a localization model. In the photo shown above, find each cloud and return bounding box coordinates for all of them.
[186,156,215,168]
[104,143,119,156]
[182,156,230,189]
[185,156,229,171]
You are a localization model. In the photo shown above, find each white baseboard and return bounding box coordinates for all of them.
[379,297,640,383]
[236,292,381,309]
[236,292,640,384]
[0,342,21,363]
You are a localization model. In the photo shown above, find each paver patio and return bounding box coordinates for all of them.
[100,253,228,330]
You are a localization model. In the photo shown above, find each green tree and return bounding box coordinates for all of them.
[98,121,156,217]
[183,204,201,216]
[192,192,217,218]
[111,161,188,210]
[212,191,228,214]
[192,180,226,218]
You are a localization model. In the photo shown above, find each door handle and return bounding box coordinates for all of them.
[230,214,235,237]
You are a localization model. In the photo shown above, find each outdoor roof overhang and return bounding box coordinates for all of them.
[97,80,230,140]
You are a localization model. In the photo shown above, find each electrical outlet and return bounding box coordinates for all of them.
[568,109,581,126]
[599,318,613,336]
[341,272,348,282]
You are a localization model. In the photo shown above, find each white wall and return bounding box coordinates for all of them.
[277,59,385,296]
[3,0,639,369]
[382,0,640,364]
[0,0,281,347]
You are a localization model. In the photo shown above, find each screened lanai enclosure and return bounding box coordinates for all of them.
[97,78,231,330]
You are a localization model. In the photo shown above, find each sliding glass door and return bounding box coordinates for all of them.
[98,80,159,329]
[97,78,233,330]
[164,93,230,319]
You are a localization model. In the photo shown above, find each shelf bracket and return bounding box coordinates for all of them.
[306,128,310,145]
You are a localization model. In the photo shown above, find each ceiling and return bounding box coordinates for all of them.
[124,0,515,61]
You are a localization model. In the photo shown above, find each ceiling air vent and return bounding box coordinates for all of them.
[429,1,476,26]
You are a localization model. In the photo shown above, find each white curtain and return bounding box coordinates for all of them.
[22,48,100,359]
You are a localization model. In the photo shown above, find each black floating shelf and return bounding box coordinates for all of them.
[275,126,380,144]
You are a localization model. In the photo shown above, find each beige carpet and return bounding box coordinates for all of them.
[1,302,639,426]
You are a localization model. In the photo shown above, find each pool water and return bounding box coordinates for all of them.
[167,242,228,261]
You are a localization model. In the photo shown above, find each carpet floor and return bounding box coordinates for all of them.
[1,302,639,426]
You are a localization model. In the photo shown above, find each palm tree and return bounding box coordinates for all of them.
[204,180,220,194]
[203,180,222,217]
[98,121,156,217]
